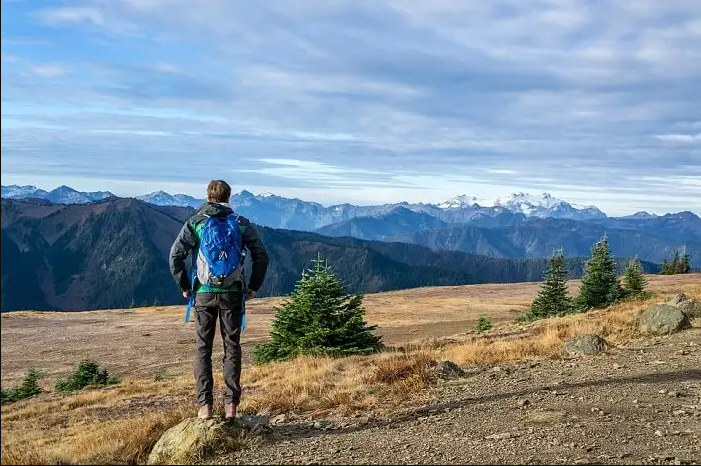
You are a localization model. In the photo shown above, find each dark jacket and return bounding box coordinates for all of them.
[169,202,269,294]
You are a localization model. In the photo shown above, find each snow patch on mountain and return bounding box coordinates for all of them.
[438,195,485,209]
[1,185,113,204]
[1,185,48,199]
[491,192,606,219]
[137,191,201,207]
[619,211,659,220]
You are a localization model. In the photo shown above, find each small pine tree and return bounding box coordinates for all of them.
[253,255,383,364]
[475,316,492,333]
[55,360,121,393]
[660,258,671,275]
[680,254,691,274]
[576,235,622,310]
[671,251,681,274]
[622,256,647,297]
[1,368,42,404]
[528,248,572,319]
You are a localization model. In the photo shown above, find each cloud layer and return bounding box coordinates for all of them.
[1,0,700,215]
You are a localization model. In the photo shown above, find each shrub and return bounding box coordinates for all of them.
[474,316,493,333]
[153,369,174,382]
[55,360,121,393]
[1,368,42,404]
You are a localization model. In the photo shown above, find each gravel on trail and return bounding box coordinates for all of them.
[217,328,701,465]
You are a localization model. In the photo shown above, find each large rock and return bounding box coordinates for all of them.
[638,304,692,336]
[667,293,701,319]
[431,360,467,379]
[148,415,266,465]
[562,334,608,356]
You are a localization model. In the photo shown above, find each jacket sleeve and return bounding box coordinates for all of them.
[240,219,269,292]
[169,221,197,292]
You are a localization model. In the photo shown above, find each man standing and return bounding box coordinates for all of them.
[169,180,269,420]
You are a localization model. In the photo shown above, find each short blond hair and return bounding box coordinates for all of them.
[206,180,231,203]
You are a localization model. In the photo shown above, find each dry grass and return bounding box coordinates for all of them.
[2,275,699,465]
[442,299,644,364]
[238,351,437,417]
[2,274,694,386]
[0,377,195,465]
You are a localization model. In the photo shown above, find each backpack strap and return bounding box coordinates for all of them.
[184,247,198,324]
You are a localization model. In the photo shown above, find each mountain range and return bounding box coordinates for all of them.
[3,184,698,267]
[1,197,662,312]
[1,185,115,204]
[2,185,613,227]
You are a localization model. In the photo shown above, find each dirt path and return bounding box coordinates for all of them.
[219,328,701,465]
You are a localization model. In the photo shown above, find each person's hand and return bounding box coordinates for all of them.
[183,290,191,299]
[245,289,257,301]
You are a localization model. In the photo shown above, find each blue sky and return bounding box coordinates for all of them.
[1,0,700,215]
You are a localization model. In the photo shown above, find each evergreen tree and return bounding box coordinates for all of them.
[660,258,671,275]
[528,248,572,320]
[622,255,647,297]
[253,255,383,364]
[576,235,622,310]
[680,254,691,274]
[671,251,681,274]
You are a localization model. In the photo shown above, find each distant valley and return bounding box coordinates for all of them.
[319,208,701,265]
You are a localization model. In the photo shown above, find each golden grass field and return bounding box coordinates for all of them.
[1,274,700,465]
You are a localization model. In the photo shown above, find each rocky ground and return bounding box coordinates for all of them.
[218,327,701,465]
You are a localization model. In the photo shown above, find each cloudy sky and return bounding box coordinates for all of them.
[1,0,700,215]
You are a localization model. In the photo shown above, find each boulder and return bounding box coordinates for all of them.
[667,293,701,319]
[668,292,690,307]
[562,334,608,356]
[677,299,701,319]
[432,360,467,379]
[148,415,267,465]
[638,304,691,336]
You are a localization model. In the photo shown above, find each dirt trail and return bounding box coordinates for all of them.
[219,328,701,465]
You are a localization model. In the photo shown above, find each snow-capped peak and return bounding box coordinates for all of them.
[1,185,44,198]
[438,194,481,209]
[482,192,606,219]
[619,211,659,220]
[494,192,564,211]
[258,192,274,198]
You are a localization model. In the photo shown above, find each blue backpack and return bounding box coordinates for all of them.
[184,213,247,326]
[195,213,244,288]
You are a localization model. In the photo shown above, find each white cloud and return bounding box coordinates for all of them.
[153,62,180,73]
[36,7,105,26]
[249,159,386,186]
[1,0,697,215]
[28,65,67,77]
[654,133,701,143]
[486,169,517,174]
